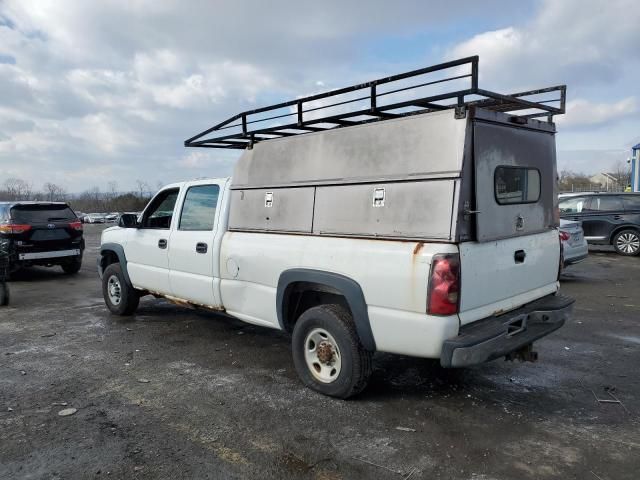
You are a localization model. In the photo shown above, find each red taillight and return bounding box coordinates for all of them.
[69,220,83,231]
[0,223,32,234]
[559,231,570,242]
[427,254,460,316]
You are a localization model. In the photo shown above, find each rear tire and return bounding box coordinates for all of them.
[102,263,139,315]
[0,282,9,306]
[613,229,640,256]
[292,304,372,399]
[61,256,83,274]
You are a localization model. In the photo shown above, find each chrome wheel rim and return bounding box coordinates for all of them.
[304,328,342,383]
[616,232,640,254]
[107,275,122,305]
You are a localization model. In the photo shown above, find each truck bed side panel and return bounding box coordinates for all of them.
[220,232,460,357]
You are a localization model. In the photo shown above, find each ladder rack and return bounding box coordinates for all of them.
[185,56,566,150]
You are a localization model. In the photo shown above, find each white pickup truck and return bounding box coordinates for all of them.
[98,58,574,398]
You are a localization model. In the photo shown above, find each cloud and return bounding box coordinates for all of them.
[558,97,638,128]
[0,0,638,192]
[451,0,640,92]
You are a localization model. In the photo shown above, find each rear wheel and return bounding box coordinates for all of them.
[613,229,640,256]
[102,263,139,315]
[61,256,82,274]
[0,282,9,306]
[292,304,372,399]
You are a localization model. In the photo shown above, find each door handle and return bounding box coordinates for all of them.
[196,242,208,254]
[158,238,167,249]
[514,250,526,263]
[613,215,622,220]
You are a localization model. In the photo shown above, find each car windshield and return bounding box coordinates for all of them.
[10,205,77,223]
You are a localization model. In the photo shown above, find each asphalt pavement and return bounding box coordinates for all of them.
[1,225,638,479]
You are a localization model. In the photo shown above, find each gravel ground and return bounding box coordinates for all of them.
[1,225,638,479]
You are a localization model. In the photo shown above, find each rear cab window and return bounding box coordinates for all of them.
[179,185,220,231]
[10,204,77,223]
[494,166,541,205]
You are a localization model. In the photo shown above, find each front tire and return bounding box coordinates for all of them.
[102,263,139,315]
[292,304,372,399]
[613,229,640,256]
[0,282,9,306]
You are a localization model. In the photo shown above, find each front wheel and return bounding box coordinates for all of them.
[613,229,640,256]
[292,304,372,399]
[102,263,139,315]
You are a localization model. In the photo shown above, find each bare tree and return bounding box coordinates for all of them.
[43,182,67,202]
[136,179,150,200]
[558,169,594,193]
[611,160,632,189]
[3,178,33,200]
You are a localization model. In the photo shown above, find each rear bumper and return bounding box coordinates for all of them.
[564,252,588,266]
[441,294,574,368]
[18,249,81,261]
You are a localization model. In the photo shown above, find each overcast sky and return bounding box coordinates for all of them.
[1,0,639,192]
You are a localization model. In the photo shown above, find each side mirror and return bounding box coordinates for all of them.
[118,213,139,228]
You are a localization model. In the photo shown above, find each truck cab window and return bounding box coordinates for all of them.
[179,185,220,231]
[141,189,179,229]
[494,166,540,205]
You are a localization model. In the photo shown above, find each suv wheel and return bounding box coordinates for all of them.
[613,229,640,256]
[0,282,9,306]
[61,256,82,274]
[102,263,140,315]
[292,304,372,399]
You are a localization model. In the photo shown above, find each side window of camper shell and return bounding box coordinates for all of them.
[494,166,541,205]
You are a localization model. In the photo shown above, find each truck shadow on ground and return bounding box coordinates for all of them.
[119,298,561,407]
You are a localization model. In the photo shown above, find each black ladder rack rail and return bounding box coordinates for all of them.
[185,56,566,150]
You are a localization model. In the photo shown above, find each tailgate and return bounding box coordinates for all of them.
[458,230,560,325]
[474,120,557,242]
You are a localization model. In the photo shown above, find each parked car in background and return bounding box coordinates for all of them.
[559,192,640,256]
[105,213,119,223]
[559,219,588,266]
[0,201,84,274]
[85,213,106,224]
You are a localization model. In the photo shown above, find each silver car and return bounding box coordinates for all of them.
[560,218,588,266]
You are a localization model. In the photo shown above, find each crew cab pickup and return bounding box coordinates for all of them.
[98,58,574,397]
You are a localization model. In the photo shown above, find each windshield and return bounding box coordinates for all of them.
[10,204,77,223]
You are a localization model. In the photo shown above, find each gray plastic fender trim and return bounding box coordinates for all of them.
[99,243,132,287]
[276,268,376,351]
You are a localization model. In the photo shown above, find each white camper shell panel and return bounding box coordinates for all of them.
[228,187,315,233]
[229,110,466,240]
[232,110,466,188]
[313,181,455,239]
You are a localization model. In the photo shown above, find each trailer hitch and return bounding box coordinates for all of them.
[505,344,538,363]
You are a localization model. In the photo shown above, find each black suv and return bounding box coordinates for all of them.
[559,192,640,256]
[0,202,85,274]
